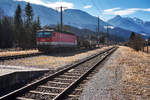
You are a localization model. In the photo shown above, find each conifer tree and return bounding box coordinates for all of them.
[0,3,42,49]
[25,3,33,27]
[36,16,41,30]
[128,32,144,51]
[129,32,135,41]
[24,3,34,48]
[14,4,22,26]
[14,4,23,46]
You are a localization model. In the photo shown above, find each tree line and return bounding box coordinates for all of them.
[0,3,41,49]
[127,32,148,51]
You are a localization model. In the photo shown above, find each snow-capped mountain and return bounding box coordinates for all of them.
[132,17,144,25]
[108,15,150,36]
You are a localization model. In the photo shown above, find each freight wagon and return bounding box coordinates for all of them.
[36,29,97,52]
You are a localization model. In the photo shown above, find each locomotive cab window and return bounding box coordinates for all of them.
[37,31,52,37]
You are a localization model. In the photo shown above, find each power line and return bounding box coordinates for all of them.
[78,0,88,9]
[89,0,103,15]
[89,0,104,33]
[98,17,100,33]
[78,0,102,31]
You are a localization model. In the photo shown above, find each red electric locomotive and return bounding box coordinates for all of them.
[36,29,78,51]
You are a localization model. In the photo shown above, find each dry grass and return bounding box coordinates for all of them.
[113,46,150,99]
[0,47,112,69]
[0,49,39,57]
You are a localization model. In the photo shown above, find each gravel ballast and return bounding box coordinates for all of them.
[79,47,122,100]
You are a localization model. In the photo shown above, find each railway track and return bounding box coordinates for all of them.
[0,46,103,62]
[0,53,43,62]
[0,46,117,100]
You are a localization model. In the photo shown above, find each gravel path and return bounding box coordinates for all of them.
[79,46,150,100]
[79,47,124,100]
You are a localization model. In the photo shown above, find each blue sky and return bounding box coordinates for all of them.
[16,0,150,21]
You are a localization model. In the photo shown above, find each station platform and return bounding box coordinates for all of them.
[0,65,49,76]
[0,65,49,96]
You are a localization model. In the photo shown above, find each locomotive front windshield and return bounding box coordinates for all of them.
[37,31,52,38]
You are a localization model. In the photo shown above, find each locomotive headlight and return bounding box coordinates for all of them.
[37,42,40,45]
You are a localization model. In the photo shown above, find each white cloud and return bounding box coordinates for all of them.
[104,26,114,29]
[143,8,150,11]
[114,8,139,15]
[84,5,92,9]
[14,0,74,9]
[104,7,120,12]
[15,0,44,5]
[104,7,150,15]
[46,1,74,9]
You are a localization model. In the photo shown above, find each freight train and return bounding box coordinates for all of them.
[36,29,98,52]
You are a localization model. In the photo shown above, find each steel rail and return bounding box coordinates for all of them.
[0,47,116,100]
[0,53,43,61]
[53,47,117,100]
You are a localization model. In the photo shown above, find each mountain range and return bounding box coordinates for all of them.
[0,0,149,40]
[108,15,150,36]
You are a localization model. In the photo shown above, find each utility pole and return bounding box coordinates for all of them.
[56,6,67,31]
[97,17,100,34]
[147,40,149,53]
[106,24,108,36]
[60,6,63,31]
[97,17,100,46]
[106,24,109,38]
[106,24,109,45]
